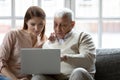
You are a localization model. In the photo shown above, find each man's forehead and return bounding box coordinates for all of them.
[54,17,71,22]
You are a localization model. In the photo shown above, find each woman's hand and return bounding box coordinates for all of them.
[34,35,47,48]
[18,77,29,80]
[34,42,44,48]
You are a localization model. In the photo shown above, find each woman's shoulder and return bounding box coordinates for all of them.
[6,29,21,35]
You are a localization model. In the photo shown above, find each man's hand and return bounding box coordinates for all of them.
[61,55,68,61]
[48,33,56,42]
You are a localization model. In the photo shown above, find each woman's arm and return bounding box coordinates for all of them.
[0,31,21,80]
[1,67,18,80]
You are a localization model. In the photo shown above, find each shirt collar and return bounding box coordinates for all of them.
[57,29,73,44]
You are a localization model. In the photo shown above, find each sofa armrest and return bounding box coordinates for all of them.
[95,48,120,80]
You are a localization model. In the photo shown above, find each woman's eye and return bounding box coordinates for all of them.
[31,23,35,26]
[54,23,57,27]
[38,23,44,26]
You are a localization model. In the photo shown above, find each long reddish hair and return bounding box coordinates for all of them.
[23,6,46,40]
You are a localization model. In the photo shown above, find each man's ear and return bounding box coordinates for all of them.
[71,21,75,28]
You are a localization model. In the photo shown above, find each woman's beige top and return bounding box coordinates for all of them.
[0,29,37,78]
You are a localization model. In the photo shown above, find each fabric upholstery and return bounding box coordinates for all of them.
[95,48,120,80]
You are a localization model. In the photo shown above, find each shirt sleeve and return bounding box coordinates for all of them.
[65,32,96,69]
[0,31,16,72]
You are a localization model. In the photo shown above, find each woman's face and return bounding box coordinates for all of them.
[26,17,45,36]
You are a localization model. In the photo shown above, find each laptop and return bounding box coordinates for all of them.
[20,48,60,74]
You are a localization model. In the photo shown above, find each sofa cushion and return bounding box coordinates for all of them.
[95,48,120,80]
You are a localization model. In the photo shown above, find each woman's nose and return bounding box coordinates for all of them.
[35,25,39,30]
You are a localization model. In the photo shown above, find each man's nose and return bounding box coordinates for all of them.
[56,25,61,31]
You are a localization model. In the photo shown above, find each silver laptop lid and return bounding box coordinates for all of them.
[20,48,60,74]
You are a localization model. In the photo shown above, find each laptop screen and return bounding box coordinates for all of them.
[20,48,60,74]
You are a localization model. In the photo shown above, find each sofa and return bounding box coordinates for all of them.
[94,48,120,80]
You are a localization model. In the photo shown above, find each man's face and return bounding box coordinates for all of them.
[54,17,75,39]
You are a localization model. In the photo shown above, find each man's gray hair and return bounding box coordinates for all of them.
[54,8,74,21]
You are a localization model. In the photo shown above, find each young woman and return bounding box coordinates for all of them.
[0,6,47,80]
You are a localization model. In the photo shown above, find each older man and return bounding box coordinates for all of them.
[32,8,96,80]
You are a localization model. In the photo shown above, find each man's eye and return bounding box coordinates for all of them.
[60,24,66,27]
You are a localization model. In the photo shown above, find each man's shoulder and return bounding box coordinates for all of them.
[77,31,92,38]
[72,31,89,38]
